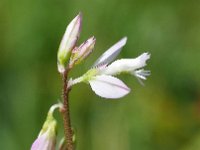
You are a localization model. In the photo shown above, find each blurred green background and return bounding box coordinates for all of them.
[1,0,200,149]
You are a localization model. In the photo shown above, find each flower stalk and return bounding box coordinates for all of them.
[61,68,74,150]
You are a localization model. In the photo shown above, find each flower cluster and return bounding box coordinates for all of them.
[57,13,151,99]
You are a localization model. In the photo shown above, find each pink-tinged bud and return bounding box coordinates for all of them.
[31,130,56,150]
[31,118,56,150]
[57,13,82,73]
[31,103,62,150]
[70,36,96,67]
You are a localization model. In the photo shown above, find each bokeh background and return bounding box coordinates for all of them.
[1,0,200,149]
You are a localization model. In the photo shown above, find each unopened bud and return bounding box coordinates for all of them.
[57,13,82,73]
[31,103,62,150]
[70,36,96,67]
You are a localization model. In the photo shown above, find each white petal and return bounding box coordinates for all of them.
[92,37,127,67]
[135,52,150,68]
[100,52,151,75]
[89,75,130,99]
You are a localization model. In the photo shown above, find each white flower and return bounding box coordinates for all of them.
[57,13,82,73]
[70,37,151,99]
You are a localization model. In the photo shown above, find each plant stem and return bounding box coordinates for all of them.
[61,68,73,150]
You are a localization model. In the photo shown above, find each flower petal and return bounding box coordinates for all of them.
[92,37,127,67]
[89,75,130,99]
[99,52,151,75]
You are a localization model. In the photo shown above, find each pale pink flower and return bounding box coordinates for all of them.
[71,37,150,99]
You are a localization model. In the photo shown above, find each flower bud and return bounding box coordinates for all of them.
[31,117,56,150]
[31,103,62,150]
[70,36,96,67]
[57,13,82,73]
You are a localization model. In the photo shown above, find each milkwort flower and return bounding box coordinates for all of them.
[69,37,151,99]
